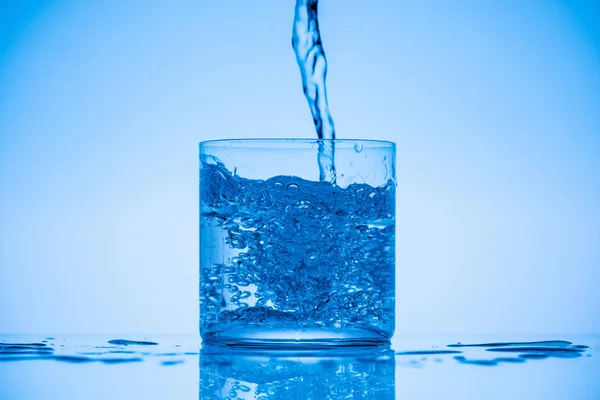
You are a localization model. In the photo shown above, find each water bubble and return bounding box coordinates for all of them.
[200,158,395,336]
[229,231,247,249]
[302,300,314,315]
[286,183,300,194]
[354,143,364,153]
[203,155,220,166]
[257,190,273,207]
[208,295,222,306]
[270,181,285,193]
[211,263,224,273]
[304,250,318,266]
[227,285,238,294]
[240,217,255,229]
[249,254,261,266]
[221,186,237,202]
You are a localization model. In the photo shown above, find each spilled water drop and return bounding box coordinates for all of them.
[446,339,590,365]
[395,350,462,356]
[447,340,574,348]
[107,339,159,346]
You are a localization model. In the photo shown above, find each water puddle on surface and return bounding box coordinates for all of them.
[107,339,159,346]
[0,338,196,366]
[0,338,592,368]
[443,339,590,367]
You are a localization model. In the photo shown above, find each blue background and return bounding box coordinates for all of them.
[1,0,598,336]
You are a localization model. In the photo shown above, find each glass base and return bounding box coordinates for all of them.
[201,323,391,349]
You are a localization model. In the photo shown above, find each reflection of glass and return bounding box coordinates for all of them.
[199,345,395,399]
[200,139,396,347]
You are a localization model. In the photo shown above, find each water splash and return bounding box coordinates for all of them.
[292,0,336,182]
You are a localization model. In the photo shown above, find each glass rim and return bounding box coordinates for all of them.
[199,138,395,148]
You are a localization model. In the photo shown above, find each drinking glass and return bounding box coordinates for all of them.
[200,139,396,347]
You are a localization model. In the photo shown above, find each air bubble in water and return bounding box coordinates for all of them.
[200,158,395,338]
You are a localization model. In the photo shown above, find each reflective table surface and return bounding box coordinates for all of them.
[1,335,598,399]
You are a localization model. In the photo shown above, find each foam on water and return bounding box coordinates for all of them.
[200,156,395,345]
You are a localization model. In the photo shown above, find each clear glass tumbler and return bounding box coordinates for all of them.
[200,139,396,347]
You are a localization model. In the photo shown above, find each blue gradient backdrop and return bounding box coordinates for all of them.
[0,0,598,336]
